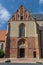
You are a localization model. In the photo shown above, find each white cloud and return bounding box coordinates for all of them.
[39,0,43,4]
[0,3,11,29]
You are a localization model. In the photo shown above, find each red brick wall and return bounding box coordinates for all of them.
[5,37,40,59]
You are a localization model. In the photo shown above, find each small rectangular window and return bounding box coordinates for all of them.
[33,51,36,58]
[21,16,23,20]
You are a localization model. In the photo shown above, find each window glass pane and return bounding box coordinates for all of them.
[19,24,25,37]
[1,43,3,50]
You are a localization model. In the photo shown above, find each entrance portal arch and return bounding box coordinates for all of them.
[17,39,25,58]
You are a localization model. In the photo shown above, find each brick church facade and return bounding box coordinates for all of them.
[5,5,43,59]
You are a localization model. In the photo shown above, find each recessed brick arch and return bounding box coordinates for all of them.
[18,39,25,48]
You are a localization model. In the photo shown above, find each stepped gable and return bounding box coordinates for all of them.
[9,5,35,22]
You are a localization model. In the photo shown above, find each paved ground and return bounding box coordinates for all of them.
[0,63,43,65]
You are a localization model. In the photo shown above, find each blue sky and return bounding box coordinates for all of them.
[0,0,43,30]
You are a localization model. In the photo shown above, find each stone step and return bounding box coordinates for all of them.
[0,58,43,63]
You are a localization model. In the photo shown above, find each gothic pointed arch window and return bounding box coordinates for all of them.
[19,23,25,37]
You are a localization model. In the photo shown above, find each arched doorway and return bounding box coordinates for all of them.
[17,39,25,58]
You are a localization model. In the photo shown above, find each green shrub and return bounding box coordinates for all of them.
[0,49,4,58]
[5,60,11,63]
[36,62,42,64]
